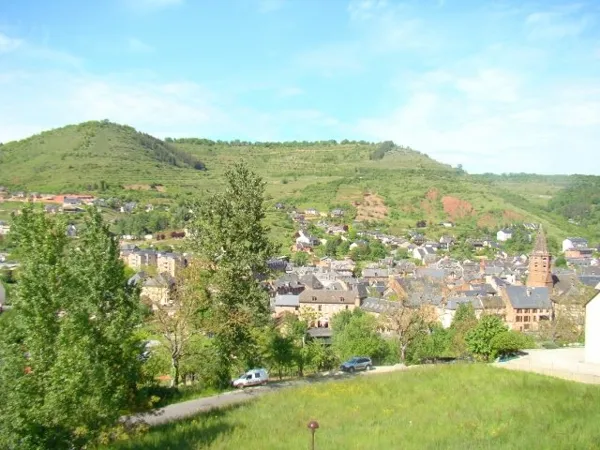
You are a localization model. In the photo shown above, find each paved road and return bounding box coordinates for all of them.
[126,364,408,427]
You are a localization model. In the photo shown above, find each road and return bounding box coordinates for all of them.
[125,364,408,427]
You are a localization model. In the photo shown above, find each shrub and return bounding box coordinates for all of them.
[490,331,532,359]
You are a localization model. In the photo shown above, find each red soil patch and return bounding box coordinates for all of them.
[503,210,524,221]
[355,193,388,221]
[442,196,474,220]
[425,188,439,201]
[477,213,498,228]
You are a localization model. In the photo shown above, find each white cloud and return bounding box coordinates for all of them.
[355,75,600,174]
[258,0,284,13]
[127,38,154,53]
[455,69,521,103]
[0,32,23,53]
[525,6,592,40]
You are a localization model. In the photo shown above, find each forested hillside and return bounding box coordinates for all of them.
[0,121,598,242]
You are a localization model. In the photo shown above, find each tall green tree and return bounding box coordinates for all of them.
[190,163,277,386]
[0,206,144,450]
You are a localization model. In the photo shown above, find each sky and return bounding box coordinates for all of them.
[1,0,599,174]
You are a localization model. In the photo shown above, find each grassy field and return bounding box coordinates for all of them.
[108,365,600,450]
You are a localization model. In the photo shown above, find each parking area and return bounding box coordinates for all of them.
[494,347,600,384]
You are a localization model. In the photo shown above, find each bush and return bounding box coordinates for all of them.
[465,315,507,361]
[490,331,532,359]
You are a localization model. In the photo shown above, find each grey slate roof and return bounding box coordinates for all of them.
[504,286,551,309]
[274,294,300,307]
[361,297,401,314]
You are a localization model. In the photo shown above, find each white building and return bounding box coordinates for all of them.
[497,228,513,242]
[585,282,600,364]
[0,221,10,236]
[563,237,589,252]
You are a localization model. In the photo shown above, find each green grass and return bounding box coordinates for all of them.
[107,365,600,449]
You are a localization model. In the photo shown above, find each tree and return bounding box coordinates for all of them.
[0,206,144,450]
[449,303,478,356]
[332,309,388,363]
[554,255,568,268]
[189,163,277,386]
[291,251,309,266]
[465,315,507,361]
[148,262,205,387]
[381,303,431,362]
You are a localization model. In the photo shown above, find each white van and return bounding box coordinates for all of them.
[232,368,269,388]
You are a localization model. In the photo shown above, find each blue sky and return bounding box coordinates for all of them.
[1,0,599,174]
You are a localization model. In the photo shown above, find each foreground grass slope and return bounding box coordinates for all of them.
[110,365,600,450]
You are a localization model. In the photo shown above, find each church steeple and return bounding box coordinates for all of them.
[527,226,553,288]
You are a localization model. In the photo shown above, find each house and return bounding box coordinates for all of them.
[66,224,77,238]
[330,209,344,217]
[0,221,10,235]
[412,246,436,263]
[63,197,83,212]
[273,294,300,315]
[127,250,158,271]
[298,288,361,328]
[145,204,154,212]
[121,202,137,213]
[275,202,285,210]
[501,286,552,332]
[439,236,455,250]
[564,247,594,259]
[585,282,600,364]
[497,228,513,242]
[439,221,454,228]
[295,229,320,247]
[130,272,176,310]
[327,225,347,235]
[305,208,319,216]
[157,252,186,277]
[45,204,60,214]
[563,237,589,252]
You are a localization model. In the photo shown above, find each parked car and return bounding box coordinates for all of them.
[232,368,269,388]
[340,357,372,373]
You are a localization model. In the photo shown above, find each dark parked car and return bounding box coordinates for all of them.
[340,356,372,372]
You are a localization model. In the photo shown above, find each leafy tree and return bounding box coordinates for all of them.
[490,331,533,359]
[449,303,478,356]
[332,309,388,363]
[291,251,309,266]
[189,163,277,386]
[465,315,507,361]
[406,323,452,364]
[0,206,144,450]
[554,255,567,268]
[325,236,342,257]
[148,262,205,387]
[381,303,430,362]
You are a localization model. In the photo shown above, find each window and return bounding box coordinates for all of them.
[524,324,530,330]
[255,372,260,378]
[516,316,522,322]
[524,316,530,322]
[312,296,317,302]
[294,306,299,311]
[533,315,538,322]
[340,297,345,302]
[345,305,349,310]
[524,309,530,313]
[318,305,322,312]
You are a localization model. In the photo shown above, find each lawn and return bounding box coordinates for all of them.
[107,365,600,449]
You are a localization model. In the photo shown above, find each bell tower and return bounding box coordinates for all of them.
[526,227,553,288]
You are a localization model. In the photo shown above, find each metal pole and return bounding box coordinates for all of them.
[311,430,315,450]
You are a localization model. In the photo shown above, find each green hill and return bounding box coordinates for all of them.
[0,120,206,192]
[0,121,597,242]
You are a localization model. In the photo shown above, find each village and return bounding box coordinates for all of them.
[1,189,600,347]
